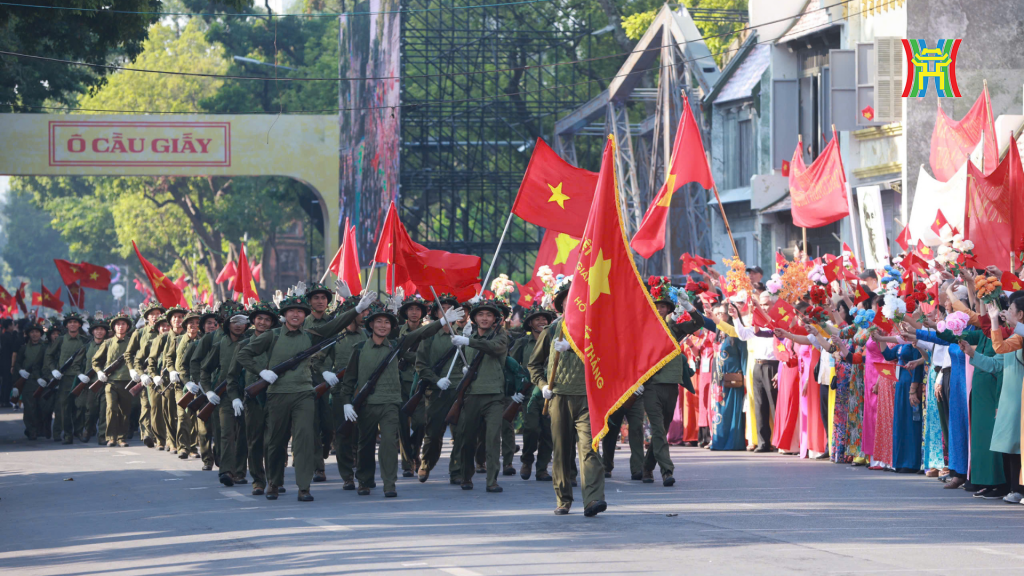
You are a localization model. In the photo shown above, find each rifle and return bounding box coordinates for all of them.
[541,345,562,417]
[11,374,26,400]
[502,382,532,422]
[336,336,408,437]
[444,330,498,426]
[314,368,344,400]
[243,333,342,400]
[35,346,86,400]
[196,378,230,421]
[400,345,457,416]
[83,356,127,395]
[176,380,197,408]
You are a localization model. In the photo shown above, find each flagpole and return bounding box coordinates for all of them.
[319,244,342,284]
[478,211,514,298]
[705,152,740,260]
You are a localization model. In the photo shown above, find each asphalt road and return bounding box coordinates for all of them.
[2,410,1024,575]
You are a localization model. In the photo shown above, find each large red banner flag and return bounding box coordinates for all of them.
[233,245,259,305]
[563,136,682,450]
[132,241,184,309]
[533,229,581,280]
[54,259,84,286]
[511,138,599,238]
[328,219,363,294]
[930,86,998,181]
[788,129,849,228]
[214,260,237,285]
[32,282,64,312]
[963,134,1024,268]
[631,95,714,258]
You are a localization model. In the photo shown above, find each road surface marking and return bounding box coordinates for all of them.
[436,567,482,576]
[115,450,138,456]
[220,490,249,502]
[164,470,189,477]
[305,518,349,531]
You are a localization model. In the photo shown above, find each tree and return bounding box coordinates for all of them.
[0,185,71,294]
[622,0,748,66]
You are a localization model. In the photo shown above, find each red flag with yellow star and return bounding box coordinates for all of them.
[32,282,63,312]
[54,259,85,286]
[533,229,581,279]
[563,137,682,450]
[132,241,184,309]
[76,261,111,290]
[511,138,599,238]
[631,95,714,259]
[875,362,898,384]
[233,245,259,305]
[1002,271,1024,292]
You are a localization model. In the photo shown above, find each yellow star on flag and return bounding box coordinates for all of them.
[547,182,570,209]
[553,233,581,265]
[89,272,99,280]
[153,274,166,287]
[70,266,79,274]
[588,249,612,305]
[657,174,677,207]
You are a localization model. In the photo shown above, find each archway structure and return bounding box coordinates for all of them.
[0,114,340,261]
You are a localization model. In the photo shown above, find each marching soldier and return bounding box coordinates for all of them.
[303,282,337,483]
[338,298,461,497]
[397,295,430,477]
[168,309,202,457]
[82,320,109,444]
[200,308,251,486]
[641,278,706,486]
[14,324,47,440]
[125,302,166,448]
[185,308,224,471]
[323,297,367,490]
[44,312,91,444]
[92,314,134,447]
[414,293,468,483]
[528,280,606,516]
[510,304,555,481]
[225,301,279,495]
[452,298,509,492]
[148,307,186,452]
[42,323,62,439]
[237,291,375,502]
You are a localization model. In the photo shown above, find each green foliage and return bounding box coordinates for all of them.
[620,0,748,66]
[0,186,70,291]
[622,10,656,41]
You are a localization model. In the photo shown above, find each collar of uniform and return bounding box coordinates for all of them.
[369,337,390,348]
[282,326,304,337]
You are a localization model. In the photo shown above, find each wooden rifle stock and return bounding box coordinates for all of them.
[11,375,26,398]
[445,331,497,426]
[186,389,209,412]
[541,347,562,417]
[400,346,457,416]
[36,347,86,400]
[69,368,98,398]
[313,368,344,400]
[502,382,533,422]
[243,334,342,400]
[196,379,229,421]
[177,387,196,408]
[87,357,126,393]
[337,336,407,437]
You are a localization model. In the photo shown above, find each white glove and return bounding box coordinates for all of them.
[185,381,200,395]
[97,372,108,383]
[259,370,278,384]
[153,376,163,386]
[440,306,466,326]
[634,384,645,396]
[335,278,352,299]
[135,318,146,329]
[141,375,153,387]
[169,371,180,383]
[77,374,90,384]
[18,369,29,379]
[129,369,140,382]
[679,298,696,312]
[468,294,482,305]
[541,385,553,400]
[437,377,451,391]
[206,390,220,405]
[51,370,62,379]
[355,291,378,313]
[322,371,339,387]
[451,335,470,347]
[37,378,47,387]
[462,366,469,375]
[553,338,571,352]
[462,323,473,337]
[11,387,18,398]
[512,392,525,403]
[343,404,358,422]
[232,398,243,417]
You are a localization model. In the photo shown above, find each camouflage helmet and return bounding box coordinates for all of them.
[62,311,86,326]
[305,281,334,303]
[338,297,359,314]
[24,323,44,336]
[198,307,220,330]
[142,301,166,316]
[470,299,503,321]
[248,301,281,327]
[278,294,312,315]
[492,295,513,320]
[430,292,461,316]
[553,278,572,314]
[398,295,430,321]
[364,301,398,329]
[163,305,188,323]
[107,313,133,331]
[88,319,110,335]
[522,304,555,329]
[182,310,202,327]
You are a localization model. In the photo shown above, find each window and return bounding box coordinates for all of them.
[738,118,753,187]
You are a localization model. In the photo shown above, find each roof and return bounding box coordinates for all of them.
[715,44,771,104]
[707,186,752,205]
[777,0,837,44]
[760,194,792,214]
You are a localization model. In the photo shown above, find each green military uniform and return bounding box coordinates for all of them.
[146,323,177,451]
[456,300,510,490]
[200,322,251,484]
[14,327,47,439]
[125,308,162,444]
[187,315,222,469]
[510,326,553,480]
[414,321,466,481]
[528,315,606,513]
[338,303,442,495]
[43,322,91,444]
[601,394,645,478]
[170,328,201,458]
[302,309,335,479]
[396,296,431,475]
[237,296,360,498]
[321,300,366,486]
[92,315,134,445]
[81,331,108,443]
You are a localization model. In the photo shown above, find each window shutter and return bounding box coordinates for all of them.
[829,50,857,131]
[772,79,799,171]
[874,37,903,123]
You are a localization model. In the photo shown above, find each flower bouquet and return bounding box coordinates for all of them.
[936,310,971,342]
[974,274,1002,306]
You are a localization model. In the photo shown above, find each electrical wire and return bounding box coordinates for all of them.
[0,0,853,85]
[9,4,865,117]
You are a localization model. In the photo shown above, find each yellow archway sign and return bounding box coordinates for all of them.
[0,114,340,261]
